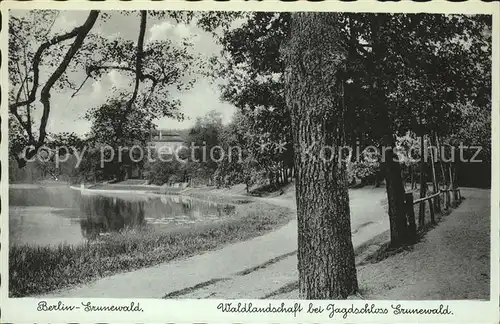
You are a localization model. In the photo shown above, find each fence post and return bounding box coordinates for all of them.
[405,192,417,243]
[435,192,441,213]
[418,199,425,229]
[453,187,459,202]
[429,198,435,224]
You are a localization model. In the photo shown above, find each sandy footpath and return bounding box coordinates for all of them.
[273,188,491,300]
[357,188,490,300]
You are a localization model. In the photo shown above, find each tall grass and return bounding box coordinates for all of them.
[9,201,292,297]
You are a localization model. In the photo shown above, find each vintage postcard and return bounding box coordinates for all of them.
[1,0,498,323]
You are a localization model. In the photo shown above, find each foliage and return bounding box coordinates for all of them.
[201,12,491,151]
[193,11,492,201]
[143,110,228,185]
[143,160,185,185]
[216,13,293,185]
[183,110,224,181]
[349,154,381,185]
[8,10,197,168]
[85,99,153,147]
[448,101,491,161]
[212,110,259,189]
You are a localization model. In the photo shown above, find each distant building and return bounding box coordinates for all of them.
[148,129,185,155]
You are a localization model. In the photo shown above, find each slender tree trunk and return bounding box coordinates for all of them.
[436,136,447,188]
[419,134,426,228]
[448,162,455,188]
[430,138,438,193]
[375,170,382,188]
[410,164,415,190]
[283,12,358,299]
[429,134,439,209]
[402,165,407,191]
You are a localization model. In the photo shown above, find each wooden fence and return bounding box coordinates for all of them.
[404,187,462,242]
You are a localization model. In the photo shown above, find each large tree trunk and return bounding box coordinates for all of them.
[283,12,358,299]
[382,135,410,247]
[370,14,409,248]
[374,88,409,246]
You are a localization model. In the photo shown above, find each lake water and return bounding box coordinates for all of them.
[9,185,236,247]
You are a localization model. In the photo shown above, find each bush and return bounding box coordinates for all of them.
[144,159,184,185]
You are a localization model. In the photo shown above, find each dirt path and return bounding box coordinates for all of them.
[272,188,491,300]
[39,187,389,299]
[357,188,490,300]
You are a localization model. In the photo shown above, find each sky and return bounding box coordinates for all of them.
[10,10,236,136]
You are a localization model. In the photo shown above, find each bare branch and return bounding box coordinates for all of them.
[87,65,156,83]
[11,63,34,142]
[70,74,91,98]
[71,64,157,98]
[126,10,147,113]
[14,61,27,104]
[38,10,100,144]
[9,11,99,112]
[143,79,158,109]
[42,11,60,40]
[114,10,148,141]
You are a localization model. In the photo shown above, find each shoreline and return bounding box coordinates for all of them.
[9,186,295,297]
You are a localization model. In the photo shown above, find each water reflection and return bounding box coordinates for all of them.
[9,185,236,246]
[79,196,146,240]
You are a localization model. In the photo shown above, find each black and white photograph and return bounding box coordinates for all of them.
[2,1,498,323]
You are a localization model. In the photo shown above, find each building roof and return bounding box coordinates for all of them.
[149,129,184,143]
[151,137,184,143]
[150,129,180,136]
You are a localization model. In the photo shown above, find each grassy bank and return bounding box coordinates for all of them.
[182,189,255,205]
[9,199,293,297]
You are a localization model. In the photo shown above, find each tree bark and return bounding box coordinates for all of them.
[115,10,147,144]
[39,11,99,144]
[419,134,426,228]
[369,14,409,248]
[282,12,357,299]
[435,136,447,188]
[429,136,438,193]
[429,133,439,210]
[410,164,415,190]
[382,136,410,247]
